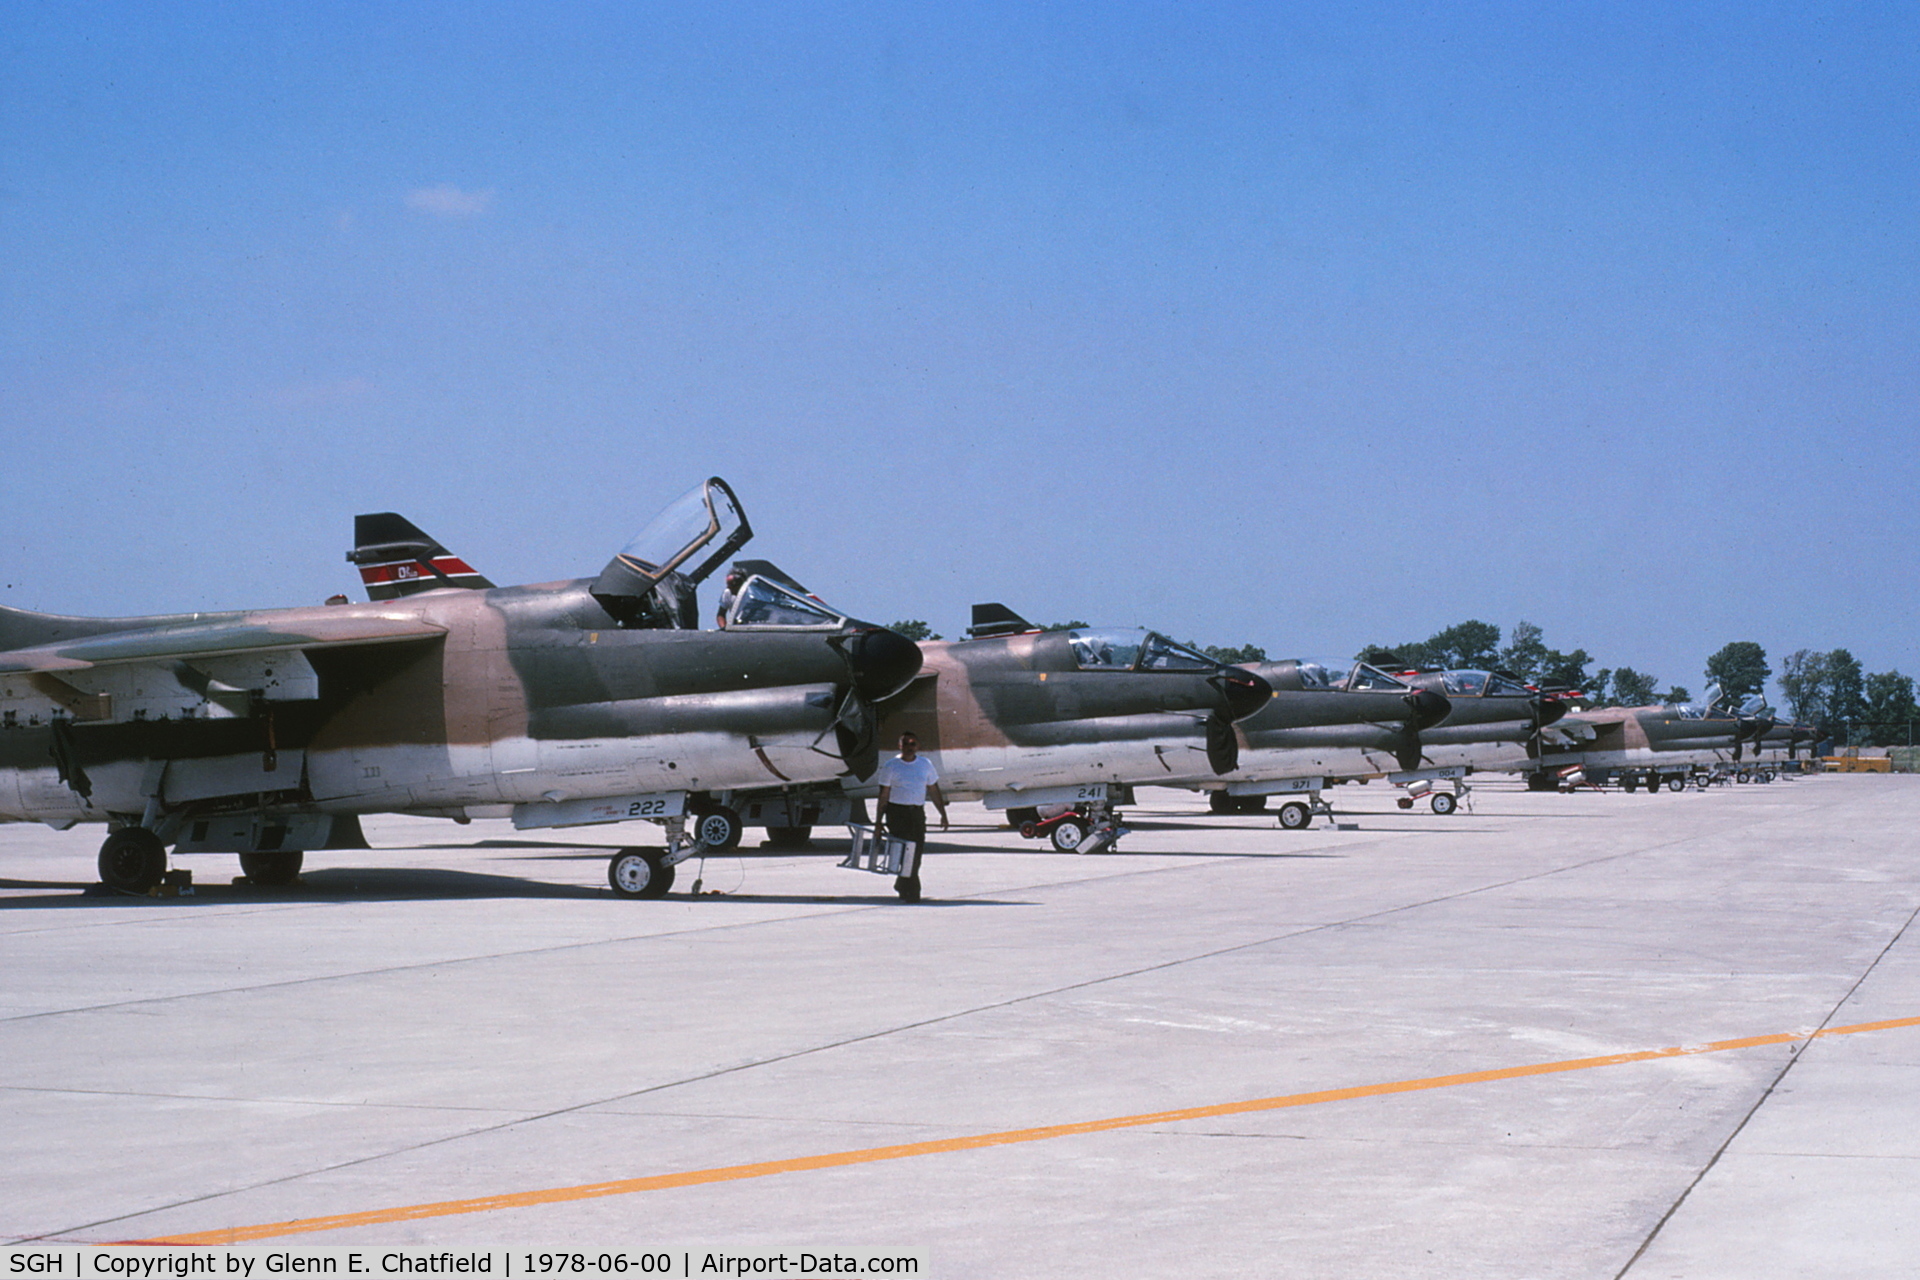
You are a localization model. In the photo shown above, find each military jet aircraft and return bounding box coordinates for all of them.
[1529,687,1773,791]
[0,478,921,899]
[1154,658,1451,828]
[1380,667,1574,808]
[1747,720,1818,777]
[858,604,1273,851]
[339,535,1276,865]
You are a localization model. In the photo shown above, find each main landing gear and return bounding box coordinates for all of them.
[98,828,168,894]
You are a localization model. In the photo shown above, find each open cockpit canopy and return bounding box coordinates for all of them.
[1674,685,1770,720]
[591,478,753,628]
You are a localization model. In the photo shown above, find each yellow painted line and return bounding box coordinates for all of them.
[137,1013,1920,1246]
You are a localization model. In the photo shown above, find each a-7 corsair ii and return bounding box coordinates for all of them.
[865,603,1273,852]
[334,538,1279,861]
[1531,687,1774,791]
[0,479,921,899]
[1159,657,1452,828]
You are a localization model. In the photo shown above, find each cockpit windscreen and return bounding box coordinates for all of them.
[1295,658,1410,691]
[726,576,848,629]
[1068,629,1144,670]
[1140,633,1218,671]
[1066,629,1220,672]
[1440,669,1535,698]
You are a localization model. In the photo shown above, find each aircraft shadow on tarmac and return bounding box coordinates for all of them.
[0,865,1028,908]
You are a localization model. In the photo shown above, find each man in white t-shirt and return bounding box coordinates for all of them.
[874,732,948,901]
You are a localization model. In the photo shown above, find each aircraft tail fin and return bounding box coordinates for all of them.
[348,513,495,601]
[968,602,1037,639]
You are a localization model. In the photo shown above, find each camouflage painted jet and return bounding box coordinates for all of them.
[1729,719,1817,781]
[0,479,921,900]
[1382,667,1574,806]
[1154,658,1452,828]
[1530,688,1774,791]
[339,537,1276,865]
[859,604,1273,850]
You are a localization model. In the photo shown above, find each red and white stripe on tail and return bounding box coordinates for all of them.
[348,512,495,601]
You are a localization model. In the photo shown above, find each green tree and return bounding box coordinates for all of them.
[1825,648,1866,740]
[1043,620,1091,632]
[887,620,942,641]
[1612,667,1659,707]
[1500,621,1546,683]
[1538,646,1597,692]
[1662,685,1692,705]
[1778,649,1830,725]
[1423,620,1502,669]
[1202,643,1268,664]
[1704,641,1771,701]
[1863,670,1919,746]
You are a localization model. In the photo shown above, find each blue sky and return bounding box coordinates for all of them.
[4,2,1915,699]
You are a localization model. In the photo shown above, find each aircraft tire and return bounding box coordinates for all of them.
[1526,772,1557,792]
[1622,776,1638,793]
[895,874,922,903]
[1645,774,1663,794]
[692,806,744,850]
[99,828,167,894]
[1048,818,1088,852]
[765,826,812,848]
[1208,791,1236,814]
[239,851,303,885]
[1277,801,1312,831]
[1430,792,1457,816]
[608,848,674,899]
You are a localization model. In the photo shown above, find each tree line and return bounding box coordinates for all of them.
[1777,649,1920,746]
[1357,621,1917,745]
[1352,619,1698,707]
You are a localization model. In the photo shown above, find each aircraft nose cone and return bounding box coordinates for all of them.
[1214,666,1272,721]
[1405,687,1451,731]
[846,626,923,701]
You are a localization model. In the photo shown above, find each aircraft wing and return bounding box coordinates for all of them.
[0,613,448,673]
